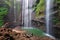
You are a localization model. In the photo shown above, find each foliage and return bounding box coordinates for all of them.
[53,17,60,24]
[0,0,20,26]
[0,0,12,7]
[33,0,45,17]
[0,7,8,16]
[0,7,8,26]
[55,0,60,3]
[0,20,4,27]
[53,0,60,24]
[4,0,12,7]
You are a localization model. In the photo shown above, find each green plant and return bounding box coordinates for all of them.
[0,7,8,26]
[53,17,60,24]
[33,0,45,17]
[4,0,12,7]
[53,0,60,24]
[0,7,8,16]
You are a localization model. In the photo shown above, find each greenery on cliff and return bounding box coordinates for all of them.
[53,0,60,25]
[33,0,45,18]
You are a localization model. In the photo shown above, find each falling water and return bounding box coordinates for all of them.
[14,0,21,25]
[22,0,35,28]
[14,0,17,23]
[46,0,54,35]
[22,0,29,27]
[28,0,34,27]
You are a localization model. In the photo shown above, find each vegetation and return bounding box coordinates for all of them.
[0,7,8,26]
[33,0,45,18]
[4,0,12,7]
[0,0,11,26]
[0,0,21,26]
[53,0,60,25]
[33,0,60,25]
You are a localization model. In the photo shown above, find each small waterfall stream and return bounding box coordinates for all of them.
[14,0,21,25]
[22,0,29,27]
[22,0,34,28]
[46,0,54,35]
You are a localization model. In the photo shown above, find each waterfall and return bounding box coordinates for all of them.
[22,0,29,27]
[28,0,34,27]
[14,0,17,23]
[14,0,21,25]
[22,0,34,28]
[46,0,54,35]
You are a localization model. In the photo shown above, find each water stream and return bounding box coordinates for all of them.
[14,0,21,25]
[22,0,54,35]
[22,0,29,27]
[22,0,34,28]
[46,0,54,35]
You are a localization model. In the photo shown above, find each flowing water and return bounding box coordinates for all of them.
[22,0,54,35]
[13,0,55,39]
[22,0,29,27]
[22,0,35,28]
[46,0,54,35]
[14,0,21,25]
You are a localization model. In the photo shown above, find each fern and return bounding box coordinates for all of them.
[0,7,8,26]
[33,0,45,17]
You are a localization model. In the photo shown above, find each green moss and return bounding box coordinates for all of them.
[22,28,44,37]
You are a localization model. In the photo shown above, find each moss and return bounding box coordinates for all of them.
[22,28,44,37]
